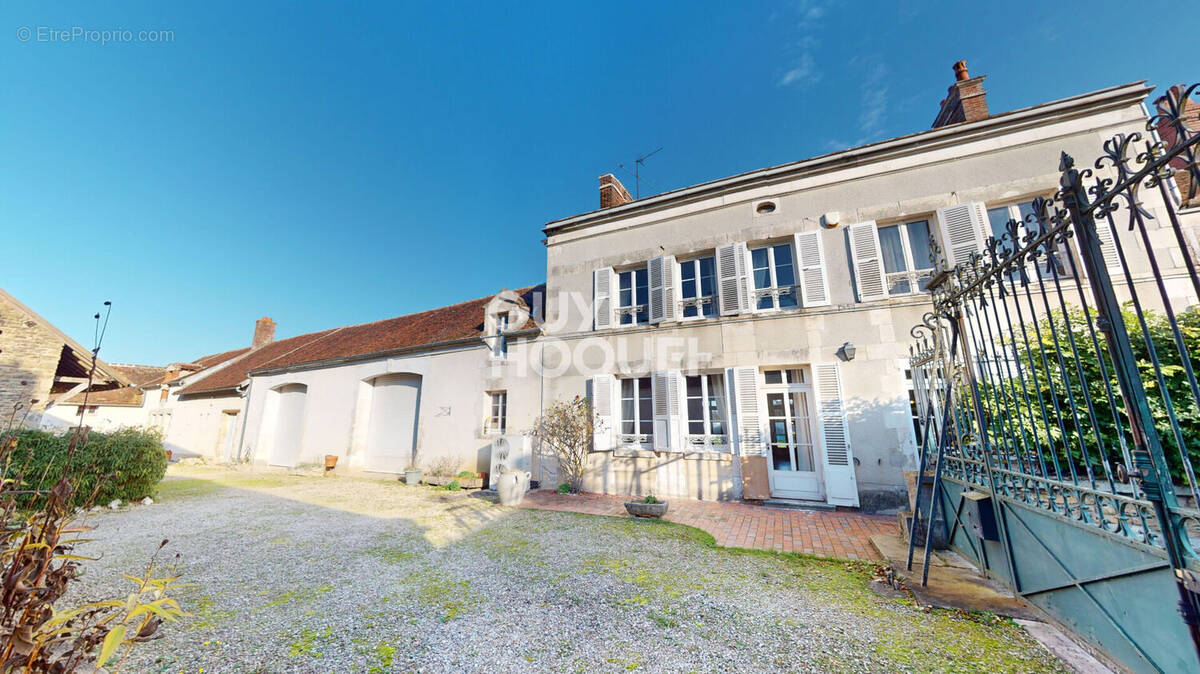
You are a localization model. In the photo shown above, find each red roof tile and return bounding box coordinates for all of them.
[178,286,542,394]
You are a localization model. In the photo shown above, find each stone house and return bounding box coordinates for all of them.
[536,63,1193,510]
[229,287,544,474]
[0,286,130,427]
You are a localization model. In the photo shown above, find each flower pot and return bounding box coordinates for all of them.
[404,469,422,485]
[624,500,668,519]
[324,455,338,471]
[164,449,173,462]
[496,469,530,506]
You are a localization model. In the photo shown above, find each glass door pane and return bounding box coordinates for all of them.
[766,393,792,470]
[791,391,815,472]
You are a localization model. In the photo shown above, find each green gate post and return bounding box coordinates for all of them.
[1059,152,1200,660]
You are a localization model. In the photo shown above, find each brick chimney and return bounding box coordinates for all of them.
[252,317,276,349]
[1155,84,1200,207]
[932,61,989,128]
[599,173,633,209]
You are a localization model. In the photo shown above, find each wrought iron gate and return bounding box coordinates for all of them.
[907,83,1200,673]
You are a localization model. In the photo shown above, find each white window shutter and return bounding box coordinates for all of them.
[1094,217,1123,275]
[647,255,679,323]
[935,202,989,269]
[651,370,680,451]
[662,255,679,322]
[589,375,615,452]
[728,366,763,456]
[793,231,831,307]
[846,221,888,302]
[593,267,615,330]
[813,362,858,507]
[716,242,749,315]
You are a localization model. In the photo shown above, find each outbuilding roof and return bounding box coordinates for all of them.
[179,285,543,394]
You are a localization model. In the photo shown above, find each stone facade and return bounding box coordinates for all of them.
[0,292,70,423]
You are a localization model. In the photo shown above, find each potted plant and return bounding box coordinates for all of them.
[404,465,422,485]
[624,494,668,519]
[324,455,338,471]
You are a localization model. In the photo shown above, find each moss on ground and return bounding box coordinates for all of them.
[409,569,476,622]
[263,583,334,609]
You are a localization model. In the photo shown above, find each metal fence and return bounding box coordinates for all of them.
[907,83,1200,672]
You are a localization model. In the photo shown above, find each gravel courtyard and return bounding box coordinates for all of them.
[71,465,1064,673]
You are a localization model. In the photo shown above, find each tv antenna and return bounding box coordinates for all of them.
[619,147,662,199]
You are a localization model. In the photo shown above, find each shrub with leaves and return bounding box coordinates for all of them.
[531,396,594,494]
[977,305,1200,484]
[0,432,185,672]
[8,428,167,510]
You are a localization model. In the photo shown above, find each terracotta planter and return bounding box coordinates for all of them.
[624,500,668,519]
[164,449,173,462]
[324,455,338,471]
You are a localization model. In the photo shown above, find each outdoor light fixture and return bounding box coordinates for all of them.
[837,341,856,362]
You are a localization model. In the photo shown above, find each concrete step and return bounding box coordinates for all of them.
[760,498,836,512]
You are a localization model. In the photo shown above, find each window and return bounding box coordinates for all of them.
[903,367,922,451]
[750,243,798,310]
[619,377,653,446]
[679,256,716,319]
[878,220,935,294]
[486,391,507,434]
[763,368,805,385]
[76,405,98,416]
[617,268,649,325]
[684,374,728,449]
[490,313,509,359]
[987,201,1067,280]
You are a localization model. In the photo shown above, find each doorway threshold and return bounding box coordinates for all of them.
[760,498,836,512]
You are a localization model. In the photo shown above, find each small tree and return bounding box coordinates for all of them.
[531,396,595,493]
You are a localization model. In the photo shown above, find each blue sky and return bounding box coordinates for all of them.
[1,1,1193,364]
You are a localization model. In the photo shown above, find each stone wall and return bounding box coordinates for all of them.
[0,293,65,426]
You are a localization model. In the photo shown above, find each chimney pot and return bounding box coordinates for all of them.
[932,60,988,128]
[252,317,276,349]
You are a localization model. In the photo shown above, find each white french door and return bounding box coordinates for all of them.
[762,381,824,500]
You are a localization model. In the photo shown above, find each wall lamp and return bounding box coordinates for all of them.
[836,341,857,362]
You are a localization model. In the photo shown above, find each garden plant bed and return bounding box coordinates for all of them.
[68,463,1067,672]
[423,475,484,489]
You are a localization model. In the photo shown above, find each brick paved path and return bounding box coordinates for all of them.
[520,491,897,560]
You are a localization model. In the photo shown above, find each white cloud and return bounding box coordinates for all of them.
[776,2,830,89]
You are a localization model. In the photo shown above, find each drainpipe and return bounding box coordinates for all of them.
[233,379,253,463]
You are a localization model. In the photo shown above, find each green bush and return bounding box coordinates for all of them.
[555,483,570,494]
[456,470,476,479]
[977,305,1200,484]
[439,480,461,491]
[8,428,168,509]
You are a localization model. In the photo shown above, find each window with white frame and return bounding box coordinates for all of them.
[878,219,935,294]
[679,256,717,319]
[750,242,798,310]
[987,201,1067,280]
[903,367,922,451]
[76,405,98,416]
[617,267,649,325]
[619,377,653,446]
[486,390,507,434]
[490,313,509,359]
[684,373,728,449]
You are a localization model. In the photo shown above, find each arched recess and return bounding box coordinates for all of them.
[268,383,308,467]
[365,373,421,473]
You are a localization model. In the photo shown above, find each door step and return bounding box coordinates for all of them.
[761,498,836,512]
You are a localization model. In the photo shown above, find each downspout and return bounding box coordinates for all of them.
[233,378,253,463]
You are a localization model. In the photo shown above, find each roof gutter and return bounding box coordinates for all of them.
[542,81,1151,236]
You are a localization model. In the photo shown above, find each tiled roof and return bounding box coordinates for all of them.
[178,329,339,395]
[179,285,542,395]
[111,364,169,387]
[63,386,144,406]
[192,347,251,370]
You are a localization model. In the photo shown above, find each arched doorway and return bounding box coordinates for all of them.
[268,383,308,467]
[365,374,421,473]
